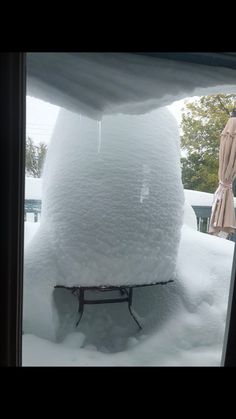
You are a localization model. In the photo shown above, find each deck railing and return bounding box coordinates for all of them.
[192,205,236,242]
[24,199,41,222]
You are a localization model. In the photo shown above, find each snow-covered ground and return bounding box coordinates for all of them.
[23,190,233,366]
[23,221,233,366]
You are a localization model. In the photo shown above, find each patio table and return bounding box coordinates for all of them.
[55,280,174,330]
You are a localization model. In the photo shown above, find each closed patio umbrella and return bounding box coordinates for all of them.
[209,109,236,238]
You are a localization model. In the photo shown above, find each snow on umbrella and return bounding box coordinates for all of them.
[209,109,236,238]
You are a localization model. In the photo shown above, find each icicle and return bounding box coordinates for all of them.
[97,120,102,153]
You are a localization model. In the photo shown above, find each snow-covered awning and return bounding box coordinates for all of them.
[27,53,236,120]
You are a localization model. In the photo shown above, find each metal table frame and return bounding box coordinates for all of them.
[55,280,173,330]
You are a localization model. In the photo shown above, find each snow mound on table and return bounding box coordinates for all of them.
[23,106,184,340]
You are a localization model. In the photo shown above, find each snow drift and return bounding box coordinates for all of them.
[23,181,233,365]
[23,225,234,365]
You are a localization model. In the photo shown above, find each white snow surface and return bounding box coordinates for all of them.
[183,201,198,230]
[23,184,233,365]
[23,106,185,340]
[25,178,235,209]
[23,225,233,366]
[23,178,233,365]
[23,202,197,246]
[24,221,40,247]
[27,53,236,120]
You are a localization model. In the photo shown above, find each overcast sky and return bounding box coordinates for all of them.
[26,96,193,145]
[26,97,60,145]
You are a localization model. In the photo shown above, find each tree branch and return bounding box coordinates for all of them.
[217,96,231,117]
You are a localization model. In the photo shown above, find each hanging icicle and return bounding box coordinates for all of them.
[97,120,102,154]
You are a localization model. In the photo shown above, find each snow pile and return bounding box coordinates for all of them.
[183,201,198,230]
[22,226,233,366]
[23,202,197,247]
[24,179,236,209]
[24,222,40,247]
[23,180,233,365]
[23,106,184,340]
[27,53,236,120]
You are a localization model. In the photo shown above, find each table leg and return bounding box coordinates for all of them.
[128,288,142,330]
[76,288,84,327]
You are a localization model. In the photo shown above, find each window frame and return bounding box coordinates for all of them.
[0,51,236,366]
[0,52,26,366]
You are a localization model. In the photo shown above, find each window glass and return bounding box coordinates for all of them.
[22,53,235,366]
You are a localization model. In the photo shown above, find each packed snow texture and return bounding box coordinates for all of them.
[183,201,198,230]
[23,107,185,340]
[23,182,233,365]
[24,195,198,246]
[23,225,233,366]
[27,53,236,120]
[24,221,40,247]
[25,177,236,209]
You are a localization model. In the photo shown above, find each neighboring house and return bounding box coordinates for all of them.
[185,189,236,242]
